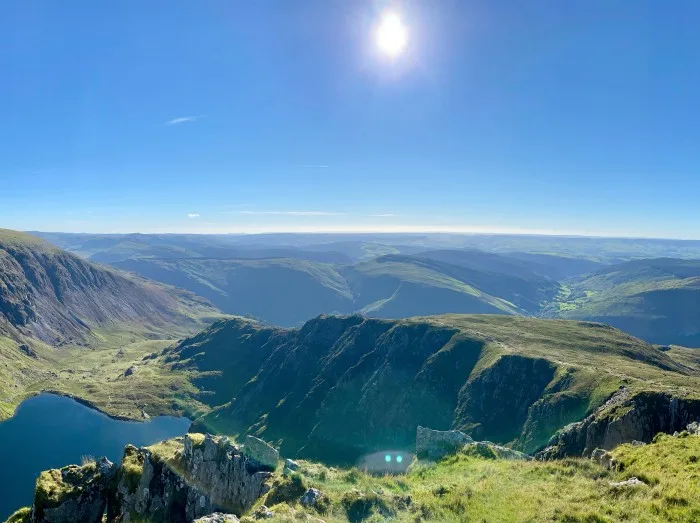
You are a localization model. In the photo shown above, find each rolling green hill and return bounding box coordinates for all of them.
[112,253,563,326]
[155,314,699,464]
[113,257,355,326]
[546,258,700,346]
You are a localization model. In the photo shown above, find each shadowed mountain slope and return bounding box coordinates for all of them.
[0,229,218,346]
[157,314,699,464]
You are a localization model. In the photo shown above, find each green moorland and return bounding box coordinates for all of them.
[0,328,213,422]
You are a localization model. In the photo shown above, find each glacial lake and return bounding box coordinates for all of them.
[0,393,191,520]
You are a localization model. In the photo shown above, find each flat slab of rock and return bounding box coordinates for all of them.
[610,477,646,488]
[466,441,530,461]
[243,435,279,471]
[193,513,240,523]
[416,426,474,460]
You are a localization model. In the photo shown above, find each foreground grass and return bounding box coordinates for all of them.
[6,433,698,523]
[243,433,700,523]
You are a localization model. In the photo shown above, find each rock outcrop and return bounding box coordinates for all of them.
[110,434,272,522]
[242,435,279,472]
[29,458,115,523]
[416,426,530,461]
[193,514,239,523]
[17,434,276,523]
[416,426,474,460]
[537,389,700,459]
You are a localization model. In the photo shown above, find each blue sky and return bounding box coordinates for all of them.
[1,0,699,237]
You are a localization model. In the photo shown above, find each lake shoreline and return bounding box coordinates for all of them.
[0,393,192,520]
[41,390,146,422]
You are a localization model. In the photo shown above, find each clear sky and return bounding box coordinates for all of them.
[2,1,699,237]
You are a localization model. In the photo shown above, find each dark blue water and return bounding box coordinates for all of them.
[0,393,191,519]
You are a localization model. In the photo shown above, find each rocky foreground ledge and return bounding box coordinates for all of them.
[7,422,700,523]
[11,433,279,523]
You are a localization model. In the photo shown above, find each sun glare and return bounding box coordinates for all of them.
[376,12,408,58]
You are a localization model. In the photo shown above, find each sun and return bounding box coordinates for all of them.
[375,12,408,58]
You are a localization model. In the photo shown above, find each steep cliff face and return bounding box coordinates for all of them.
[176,314,699,464]
[0,230,217,346]
[538,388,700,459]
[109,434,273,522]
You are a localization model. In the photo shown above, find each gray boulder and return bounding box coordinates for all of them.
[591,448,613,469]
[465,441,530,461]
[243,435,279,471]
[687,421,700,435]
[193,514,239,523]
[252,505,274,519]
[609,477,646,488]
[18,343,38,359]
[300,488,323,508]
[416,426,474,460]
[284,458,300,471]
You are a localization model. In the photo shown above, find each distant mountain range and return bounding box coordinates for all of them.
[27,231,700,346]
[111,251,569,326]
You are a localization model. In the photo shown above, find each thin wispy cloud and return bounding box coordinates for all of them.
[228,210,346,216]
[166,115,205,126]
[187,213,200,218]
[367,213,398,217]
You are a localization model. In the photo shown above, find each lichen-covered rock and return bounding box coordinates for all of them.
[284,459,299,472]
[687,421,700,435]
[416,426,474,460]
[251,505,274,519]
[464,441,530,461]
[537,390,700,459]
[109,434,272,522]
[29,458,115,523]
[609,477,646,488]
[193,513,239,523]
[299,488,323,508]
[243,436,279,471]
[590,448,614,469]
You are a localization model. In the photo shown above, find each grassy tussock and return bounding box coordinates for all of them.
[243,433,700,522]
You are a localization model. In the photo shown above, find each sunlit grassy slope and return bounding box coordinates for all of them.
[241,432,700,522]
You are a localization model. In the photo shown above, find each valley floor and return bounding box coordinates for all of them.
[0,331,207,422]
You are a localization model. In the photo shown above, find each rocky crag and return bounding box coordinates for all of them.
[538,387,700,459]
[18,433,278,523]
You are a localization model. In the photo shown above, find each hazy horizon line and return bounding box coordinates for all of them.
[21,227,700,242]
